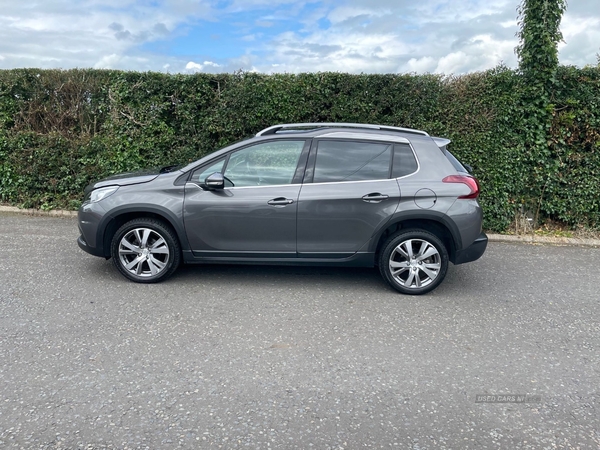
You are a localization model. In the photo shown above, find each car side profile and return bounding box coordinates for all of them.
[77,123,487,294]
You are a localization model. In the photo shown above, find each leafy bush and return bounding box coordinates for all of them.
[0,67,599,230]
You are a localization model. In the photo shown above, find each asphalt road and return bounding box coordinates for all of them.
[1,212,599,449]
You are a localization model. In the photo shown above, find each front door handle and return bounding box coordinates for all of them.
[268,197,294,206]
[362,193,389,203]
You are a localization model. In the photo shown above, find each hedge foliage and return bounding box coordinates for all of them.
[0,66,599,231]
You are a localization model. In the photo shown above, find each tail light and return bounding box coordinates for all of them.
[442,175,480,199]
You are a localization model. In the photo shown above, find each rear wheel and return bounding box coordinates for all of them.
[379,229,449,295]
[111,218,181,283]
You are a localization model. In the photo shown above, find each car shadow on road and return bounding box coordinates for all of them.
[174,263,385,288]
[172,262,485,297]
[81,255,486,298]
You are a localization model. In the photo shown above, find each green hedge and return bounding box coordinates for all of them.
[0,67,599,231]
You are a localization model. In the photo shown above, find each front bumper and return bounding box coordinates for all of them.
[453,232,488,265]
[77,202,107,258]
[77,234,104,257]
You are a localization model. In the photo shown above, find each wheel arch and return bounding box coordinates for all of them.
[372,212,461,264]
[97,205,189,258]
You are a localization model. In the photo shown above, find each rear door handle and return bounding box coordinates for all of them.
[268,197,294,206]
[362,193,389,203]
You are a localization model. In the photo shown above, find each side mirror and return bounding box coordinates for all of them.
[204,172,225,190]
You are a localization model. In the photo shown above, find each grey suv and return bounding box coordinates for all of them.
[78,123,487,294]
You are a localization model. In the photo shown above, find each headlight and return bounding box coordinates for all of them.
[88,186,119,203]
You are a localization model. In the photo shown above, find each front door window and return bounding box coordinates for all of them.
[224,141,305,187]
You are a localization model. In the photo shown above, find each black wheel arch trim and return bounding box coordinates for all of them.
[96,204,190,258]
[369,210,463,254]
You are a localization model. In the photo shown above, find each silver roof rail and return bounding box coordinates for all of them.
[256,123,429,137]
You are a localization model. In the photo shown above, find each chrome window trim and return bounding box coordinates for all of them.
[225,184,302,190]
[186,182,302,191]
[302,178,397,187]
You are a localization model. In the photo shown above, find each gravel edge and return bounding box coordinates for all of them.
[1,205,599,248]
[0,205,77,218]
[486,233,600,248]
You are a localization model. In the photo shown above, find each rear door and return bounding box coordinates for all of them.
[297,138,400,257]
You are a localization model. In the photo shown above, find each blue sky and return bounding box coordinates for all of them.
[141,2,316,59]
[0,0,598,74]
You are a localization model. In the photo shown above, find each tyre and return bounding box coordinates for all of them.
[111,218,181,283]
[379,229,449,295]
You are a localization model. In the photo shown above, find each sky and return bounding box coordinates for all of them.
[0,0,598,75]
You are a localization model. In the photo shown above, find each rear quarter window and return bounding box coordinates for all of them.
[445,150,469,173]
[391,143,418,178]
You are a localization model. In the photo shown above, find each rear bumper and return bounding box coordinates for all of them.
[453,232,488,265]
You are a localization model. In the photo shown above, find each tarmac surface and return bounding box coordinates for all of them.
[1,212,599,449]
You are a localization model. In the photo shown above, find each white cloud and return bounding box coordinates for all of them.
[95,54,121,69]
[0,0,598,74]
[430,34,516,74]
[435,52,472,74]
[185,60,221,72]
[94,53,153,70]
[0,0,209,71]
[558,13,600,67]
[185,61,204,71]
[403,56,437,73]
[500,20,516,28]
[252,0,520,74]
[327,6,388,24]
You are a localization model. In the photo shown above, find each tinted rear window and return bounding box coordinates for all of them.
[313,140,392,183]
[391,143,418,178]
[445,150,468,173]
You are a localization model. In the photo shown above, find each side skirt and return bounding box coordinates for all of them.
[181,251,375,268]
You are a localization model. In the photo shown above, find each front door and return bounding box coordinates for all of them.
[183,140,307,258]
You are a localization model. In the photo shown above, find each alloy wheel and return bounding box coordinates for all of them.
[118,227,170,278]
[388,238,442,289]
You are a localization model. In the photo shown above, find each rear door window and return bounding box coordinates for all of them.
[312,140,392,183]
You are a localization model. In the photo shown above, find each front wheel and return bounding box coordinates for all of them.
[379,230,449,295]
[111,218,181,283]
